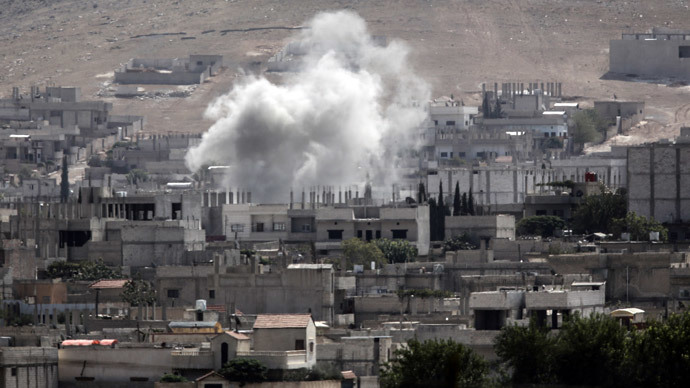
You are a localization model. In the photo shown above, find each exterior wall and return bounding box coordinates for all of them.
[0,347,58,388]
[317,336,391,376]
[469,290,524,310]
[627,143,690,224]
[209,267,334,323]
[58,347,213,384]
[114,71,205,85]
[610,38,690,78]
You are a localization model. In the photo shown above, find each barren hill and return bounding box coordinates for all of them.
[1,0,689,139]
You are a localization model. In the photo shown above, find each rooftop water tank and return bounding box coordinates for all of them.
[195,299,207,311]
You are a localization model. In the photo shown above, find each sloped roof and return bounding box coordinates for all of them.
[89,279,129,289]
[253,314,312,329]
[225,331,250,340]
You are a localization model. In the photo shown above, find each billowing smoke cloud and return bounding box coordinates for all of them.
[186,10,429,202]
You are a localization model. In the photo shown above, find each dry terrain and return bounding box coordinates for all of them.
[1,0,689,145]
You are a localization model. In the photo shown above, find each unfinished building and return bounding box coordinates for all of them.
[114,55,223,85]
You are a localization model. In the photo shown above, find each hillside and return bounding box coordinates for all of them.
[1,0,689,139]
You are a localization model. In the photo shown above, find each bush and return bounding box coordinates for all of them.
[516,215,565,237]
[495,320,557,384]
[159,373,187,382]
[443,233,477,252]
[220,358,267,386]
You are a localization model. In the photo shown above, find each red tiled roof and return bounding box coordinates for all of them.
[225,331,250,340]
[89,279,129,289]
[253,314,312,329]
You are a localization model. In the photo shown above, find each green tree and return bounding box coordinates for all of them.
[342,238,386,269]
[572,109,603,148]
[374,239,417,264]
[571,191,627,235]
[219,359,267,386]
[468,191,475,215]
[493,97,502,118]
[443,233,477,252]
[516,215,565,237]
[417,182,426,203]
[122,279,156,306]
[554,313,629,387]
[611,211,668,241]
[60,156,70,203]
[127,169,149,185]
[461,193,468,215]
[495,320,557,385]
[380,338,488,388]
[481,92,490,118]
[625,312,690,387]
[437,181,447,240]
[159,373,187,382]
[452,182,461,216]
[428,198,440,241]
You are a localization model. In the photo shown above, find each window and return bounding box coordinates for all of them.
[433,120,438,126]
[230,224,244,232]
[679,46,690,58]
[301,224,312,232]
[544,133,549,138]
[167,289,180,298]
[327,230,343,240]
[440,152,448,158]
[273,222,286,231]
[357,230,363,238]
[209,290,215,299]
[11,368,16,376]
[309,342,314,353]
[376,230,381,239]
[446,120,455,126]
[295,339,305,350]
[197,61,204,65]
[255,223,264,232]
[392,229,408,239]
[536,210,547,216]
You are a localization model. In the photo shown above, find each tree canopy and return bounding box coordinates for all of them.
[341,238,386,269]
[121,279,156,306]
[60,156,70,203]
[373,238,417,264]
[516,215,565,237]
[495,312,690,387]
[380,338,488,388]
[46,259,122,281]
[571,191,627,235]
[219,358,267,386]
[611,211,668,241]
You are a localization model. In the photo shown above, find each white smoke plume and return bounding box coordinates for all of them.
[185,10,429,202]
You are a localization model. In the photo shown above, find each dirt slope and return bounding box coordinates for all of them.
[1,0,689,139]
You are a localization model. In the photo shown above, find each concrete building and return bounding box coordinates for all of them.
[444,215,515,243]
[627,128,690,232]
[469,282,605,330]
[244,314,317,370]
[114,55,223,85]
[610,29,690,79]
[221,202,430,256]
